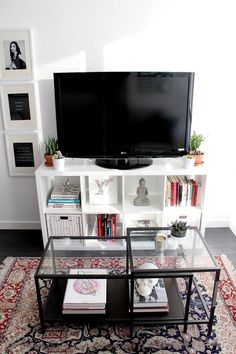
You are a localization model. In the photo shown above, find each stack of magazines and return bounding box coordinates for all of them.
[132,278,169,313]
[63,269,107,314]
[48,185,80,208]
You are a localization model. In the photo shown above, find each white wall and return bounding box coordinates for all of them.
[0,0,235,229]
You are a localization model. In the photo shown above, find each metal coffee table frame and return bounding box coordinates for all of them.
[35,228,220,336]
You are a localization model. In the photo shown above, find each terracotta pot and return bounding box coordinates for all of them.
[194,153,204,166]
[44,154,53,167]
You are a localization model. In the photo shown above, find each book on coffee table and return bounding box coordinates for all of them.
[63,268,107,314]
[133,278,169,312]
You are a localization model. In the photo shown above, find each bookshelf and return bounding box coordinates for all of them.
[35,157,207,247]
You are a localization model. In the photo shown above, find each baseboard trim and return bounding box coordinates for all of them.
[0,221,41,229]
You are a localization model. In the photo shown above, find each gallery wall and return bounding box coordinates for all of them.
[0,0,235,230]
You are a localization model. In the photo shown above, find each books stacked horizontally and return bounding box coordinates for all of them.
[63,269,107,314]
[133,278,169,313]
[48,185,80,208]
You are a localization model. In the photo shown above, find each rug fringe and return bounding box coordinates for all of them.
[0,257,14,285]
[220,254,236,286]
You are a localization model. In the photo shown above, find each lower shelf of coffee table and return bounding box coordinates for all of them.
[43,277,185,325]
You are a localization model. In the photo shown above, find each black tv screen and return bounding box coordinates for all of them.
[54,72,194,168]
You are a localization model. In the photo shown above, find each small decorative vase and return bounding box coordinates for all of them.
[182,155,195,169]
[52,157,65,171]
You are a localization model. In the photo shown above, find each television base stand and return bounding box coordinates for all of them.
[95,158,153,170]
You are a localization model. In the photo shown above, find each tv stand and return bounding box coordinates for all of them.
[95,158,153,170]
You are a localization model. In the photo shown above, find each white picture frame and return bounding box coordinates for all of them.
[5,132,40,176]
[1,84,37,130]
[88,175,118,205]
[0,29,33,79]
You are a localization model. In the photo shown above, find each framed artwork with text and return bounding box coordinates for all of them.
[5,132,40,176]
[1,84,37,130]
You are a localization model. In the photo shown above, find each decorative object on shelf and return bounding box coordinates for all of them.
[52,150,65,171]
[135,262,158,297]
[44,136,58,167]
[0,29,33,79]
[182,154,195,169]
[88,175,118,204]
[155,234,167,253]
[170,220,189,238]
[189,131,206,166]
[133,178,150,206]
[48,182,80,208]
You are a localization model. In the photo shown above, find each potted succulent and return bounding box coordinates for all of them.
[189,131,206,166]
[52,150,65,171]
[182,154,195,169]
[44,136,58,167]
[170,220,189,238]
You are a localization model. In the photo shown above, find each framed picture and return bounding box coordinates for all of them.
[88,175,118,204]
[1,84,37,130]
[5,132,40,176]
[0,30,33,79]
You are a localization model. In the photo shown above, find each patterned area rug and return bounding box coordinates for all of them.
[0,255,235,354]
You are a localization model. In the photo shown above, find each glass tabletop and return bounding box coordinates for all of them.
[36,236,128,276]
[128,227,218,271]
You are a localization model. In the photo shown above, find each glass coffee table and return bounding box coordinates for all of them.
[34,236,129,333]
[127,226,221,336]
[35,228,220,336]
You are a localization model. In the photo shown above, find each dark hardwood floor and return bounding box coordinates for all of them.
[205,227,236,267]
[0,227,235,267]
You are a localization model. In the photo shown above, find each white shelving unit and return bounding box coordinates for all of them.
[35,157,207,248]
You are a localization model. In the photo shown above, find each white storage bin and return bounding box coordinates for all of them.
[46,214,82,236]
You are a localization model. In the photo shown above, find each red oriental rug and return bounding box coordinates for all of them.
[0,255,235,354]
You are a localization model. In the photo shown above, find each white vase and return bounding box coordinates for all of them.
[182,155,195,169]
[52,157,65,171]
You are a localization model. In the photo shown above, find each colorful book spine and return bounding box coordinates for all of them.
[97,214,103,238]
[48,199,80,203]
[111,214,116,237]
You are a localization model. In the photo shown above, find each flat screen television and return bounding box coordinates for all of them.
[54,72,194,169]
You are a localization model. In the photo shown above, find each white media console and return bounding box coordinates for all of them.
[35,157,207,248]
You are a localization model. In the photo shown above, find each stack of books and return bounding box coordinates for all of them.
[132,278,169,313]
[63,269,107,314]
[48,185,80,208]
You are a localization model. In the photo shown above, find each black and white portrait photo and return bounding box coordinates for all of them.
[0,30,33,79]
[4,40,27,70]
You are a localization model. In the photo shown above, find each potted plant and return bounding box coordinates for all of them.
[52,150,65,171]
[170,220,189,238]
[189,131,206,166]
[182,154,195,169]
[44,136,58,166]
